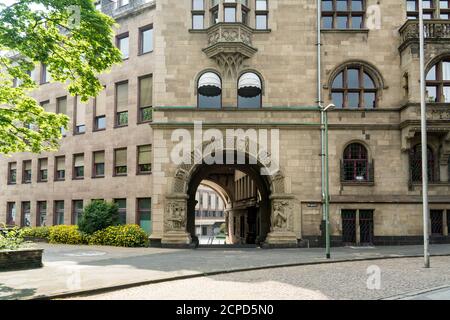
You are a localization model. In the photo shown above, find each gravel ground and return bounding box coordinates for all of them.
[67,256,450,300]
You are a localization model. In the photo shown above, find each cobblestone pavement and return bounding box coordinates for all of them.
[68,256,450,300]
[2,244,450,299]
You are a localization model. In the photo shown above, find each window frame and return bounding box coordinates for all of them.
[92,150,105,178]
[114,148,128,177]
[73,153,85,180]
[54,200,65,225]
[321,0,366,30]
[138,74,153,123]
[7,162,17,185]
[37,158,48,183]
[136,197,152,233]
[54,155,66,182]
[426,58,450,103]
[116,32,130,60]
[197,71,223,109]
[37,201,47,227]
[139,24,154,55]
[342,143,370,182]
[115,80,129,127]
[21,201,31,228]
[137,145,152,175]
[22,160,32,184]
[72,200,83,225]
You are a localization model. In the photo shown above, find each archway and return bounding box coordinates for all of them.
[162,147,299,248]
[186,160,272,246]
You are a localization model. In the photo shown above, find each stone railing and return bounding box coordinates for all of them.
[399,19,450,50]
[206,23,254,47]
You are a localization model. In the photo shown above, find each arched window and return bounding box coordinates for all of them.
[321,0,365,29]
[331,66,377,109]
[238,72,262,108]
[343,143,369,182]
[426,58,450,103]
[198,72,222,109]
[410,144,435,182]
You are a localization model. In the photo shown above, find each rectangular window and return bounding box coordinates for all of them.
[57,96,68,136]
[37,201,47,227]
[116,81,129,126]
[93,151,105,178]
[23,160,32,184]
[54,201,65,225]
[224,7,236,23]
[114,199,127,225]
[75,96,87,134]
[137,198,152,234]
[117,33,129,59]
[139,75,153,122]
[255,0,268,30]
[242,9,249,25]
[94,86,106,131]
[192,14,204,29]
[8,162,17,184]
[211,6,219,25]
[193,0,204,10]
[138,145,152,174]
[40,64,52,84]
[114,148,127,176]
[38,158,48,182]
[55,156,66,181]
[72,200,83,225]
[139,25,154,54]
[40,100,50,112]
[6,202,16,226]
[256,0,267,10]
[73,154,84,179]
[21,201,31,227]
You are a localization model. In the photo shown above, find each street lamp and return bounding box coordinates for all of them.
[418,0,430,268]
[320,103,335,259]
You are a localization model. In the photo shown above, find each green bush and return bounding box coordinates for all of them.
[78,200,120,235]
[0,227,25,251]
[88,225,148,247]
[20,226,51,239]
[48,225,83,245]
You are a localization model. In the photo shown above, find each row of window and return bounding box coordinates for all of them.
[7,145,152,185]
[321,1,450,30]
[116,24,153,60]
[195,210,225,218]
[342,142,450,184]
[37,74,153,137]
[5,199,152,234]
[192,0,268,30]
[196,56,450,110]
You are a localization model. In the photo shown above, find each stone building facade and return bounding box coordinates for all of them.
[1,0,449,247]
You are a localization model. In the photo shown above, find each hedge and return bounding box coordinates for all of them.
[49,225,84,245]
[88,225,149,247]
[20,226,51,240]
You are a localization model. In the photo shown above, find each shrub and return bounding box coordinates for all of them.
[88,225,148,247]
[48,225,83,245]
[78,200,119,235]
[0,227,25,251]
[20,226,51,240]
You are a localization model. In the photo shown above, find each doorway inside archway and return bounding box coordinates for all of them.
[187,162,271,247]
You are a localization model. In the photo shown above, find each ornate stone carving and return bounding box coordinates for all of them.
[270,200,293,232]
[204,23,257,78]
[165,200,187,232]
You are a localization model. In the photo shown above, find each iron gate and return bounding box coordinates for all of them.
[359,210,374,245]
[431,210,443,235]
[342,210,356,244]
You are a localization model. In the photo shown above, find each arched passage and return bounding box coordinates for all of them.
[162,146,298,248]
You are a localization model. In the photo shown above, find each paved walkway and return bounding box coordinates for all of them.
[1,243,450,300]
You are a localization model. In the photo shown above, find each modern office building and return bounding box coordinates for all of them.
[194,185,225,244]
[1,0,449,247]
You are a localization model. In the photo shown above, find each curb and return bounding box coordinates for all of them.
[380,284,450,300]
[28,252,450,300]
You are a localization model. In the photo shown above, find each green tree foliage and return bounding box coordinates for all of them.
[78,200,120,235]
[0,0,122,154]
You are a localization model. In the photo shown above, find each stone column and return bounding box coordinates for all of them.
[264,194,298,247]
[161,194,192,247]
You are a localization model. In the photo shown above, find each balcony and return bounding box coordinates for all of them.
[203,23,257,78]
[399,19,450,51]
